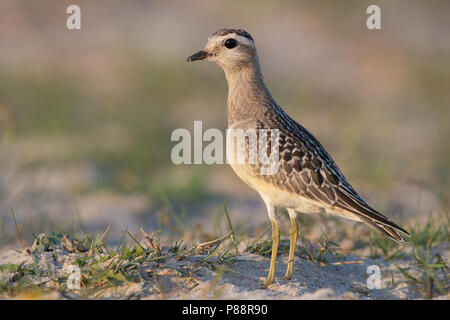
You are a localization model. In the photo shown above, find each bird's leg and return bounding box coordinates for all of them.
[284,209,298,280]
[263,217,280,289]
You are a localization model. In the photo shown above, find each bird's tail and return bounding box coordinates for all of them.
[334,189,410,243]
[359,215,409,243]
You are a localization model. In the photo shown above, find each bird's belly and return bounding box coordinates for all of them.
[228,162,324,215]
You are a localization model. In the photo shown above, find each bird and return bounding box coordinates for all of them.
[186,28,410,288]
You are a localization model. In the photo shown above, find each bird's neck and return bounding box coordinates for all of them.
[223,61,274,126]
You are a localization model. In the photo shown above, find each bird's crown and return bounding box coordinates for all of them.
[209,29,254,43]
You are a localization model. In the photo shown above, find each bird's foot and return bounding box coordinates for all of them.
[262,278,274,289]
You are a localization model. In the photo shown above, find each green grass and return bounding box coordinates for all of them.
[0,204,448,299]
[0,206,241,299]
[0,229,230,298]
[366,209,449,298]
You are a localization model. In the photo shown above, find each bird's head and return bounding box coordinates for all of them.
[186,29,258,72]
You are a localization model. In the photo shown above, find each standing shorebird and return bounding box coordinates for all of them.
[187,28,409,288]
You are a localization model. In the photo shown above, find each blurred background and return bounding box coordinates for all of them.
[0,0,449,248]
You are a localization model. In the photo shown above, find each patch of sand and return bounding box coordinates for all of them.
[1,243,447,300]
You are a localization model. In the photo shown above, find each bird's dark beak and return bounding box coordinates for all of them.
[186,50,209,62]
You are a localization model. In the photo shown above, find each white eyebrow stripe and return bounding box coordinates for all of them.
[235,35,255,47]
[210,33,255,48]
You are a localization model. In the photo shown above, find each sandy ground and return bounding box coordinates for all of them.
[1,239,448,300]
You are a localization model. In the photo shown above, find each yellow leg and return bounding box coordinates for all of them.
[262,219,280,288]
[284,209,298,280]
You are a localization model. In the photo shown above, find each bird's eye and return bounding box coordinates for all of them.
[224,38,237,49]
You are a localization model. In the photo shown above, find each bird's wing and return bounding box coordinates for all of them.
[255,108,410,242]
